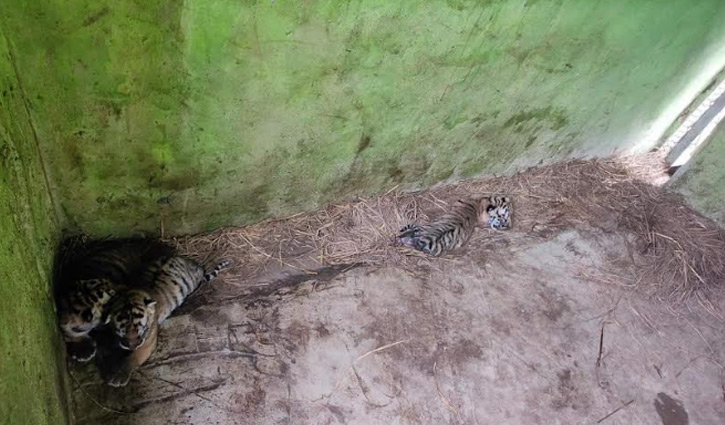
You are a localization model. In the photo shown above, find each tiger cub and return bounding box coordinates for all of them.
[56,278,119,362]
[55,237,175,362]
[101,256,231,387]
[396,195,511,256]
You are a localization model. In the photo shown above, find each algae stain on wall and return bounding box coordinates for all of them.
[0,0,189,234]
[0,28,69,425]
[3,0,725,236]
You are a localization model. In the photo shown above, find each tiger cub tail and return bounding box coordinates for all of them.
[204,260,232,282]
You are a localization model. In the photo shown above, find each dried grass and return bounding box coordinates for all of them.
[172,153,725,301]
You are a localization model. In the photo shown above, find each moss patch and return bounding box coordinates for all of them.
[3,0,725,236]
[0,29,68,425]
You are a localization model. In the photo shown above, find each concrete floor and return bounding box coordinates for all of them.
[71,228,725,425]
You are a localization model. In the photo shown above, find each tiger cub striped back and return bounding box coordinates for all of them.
[396,195,512,256]
[106,257,231,350]
[397,198,484,256]
[137,257,232,322]
[56,237,176,286]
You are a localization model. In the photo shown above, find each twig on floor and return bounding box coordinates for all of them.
[130,380,226,411]
[595,323,605,368]
[596,399,635,423]
[351,365,390,408]
[680,315,725,371]
[68,367,134,415]
[675,356,706,378]
[334,339,409,390]
[582,293,625,323]
[694,292,724,322]
[354,339,409,363]
[433,360,459,416]
[137,370,224,407]
[144,349,259,368]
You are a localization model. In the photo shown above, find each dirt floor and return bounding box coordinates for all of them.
[68,158,725,425]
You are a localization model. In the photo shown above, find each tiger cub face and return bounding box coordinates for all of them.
[482,196,511,230]
[58,278,117,340]
[106,289,157,351]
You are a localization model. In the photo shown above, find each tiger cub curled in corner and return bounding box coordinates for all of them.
[98,256,231,387]
[396,195,511,256]
[55,237,175,362]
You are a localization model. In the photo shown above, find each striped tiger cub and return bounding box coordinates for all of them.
[101,256,231,387]
[56,278,119,362]
[396,195,511,256]
[55,237,175,362]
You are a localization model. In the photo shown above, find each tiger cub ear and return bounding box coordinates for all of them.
[144,298,157,307]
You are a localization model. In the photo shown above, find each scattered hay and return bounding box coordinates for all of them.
[173,153,725,301]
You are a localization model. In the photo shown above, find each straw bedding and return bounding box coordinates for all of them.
[172,153,725,302]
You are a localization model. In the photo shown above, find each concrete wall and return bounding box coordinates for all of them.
[3,0,725,236]
[0,29,69,425]
[671,122,725,226]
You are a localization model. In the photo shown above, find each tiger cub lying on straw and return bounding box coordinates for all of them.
[55,238,175,362]
[396,195,511,256]
[99,256,231,387]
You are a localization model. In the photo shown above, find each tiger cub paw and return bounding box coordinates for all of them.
[487,216,506,230]
[67,339,97,363]
[106,368,134,388]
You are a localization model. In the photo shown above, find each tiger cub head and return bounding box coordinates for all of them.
[475,196,511,230]
[105,289,157,351]
[58,278,117,340]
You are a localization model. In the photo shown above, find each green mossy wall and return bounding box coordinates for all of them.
[672,123,725,226]
[0,29,69,425]
[3,0,725,236]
